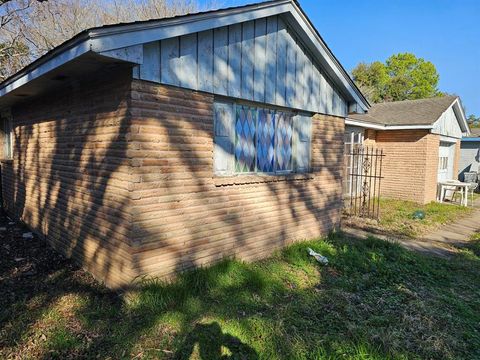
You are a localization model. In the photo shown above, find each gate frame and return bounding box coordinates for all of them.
[344,145,384,219]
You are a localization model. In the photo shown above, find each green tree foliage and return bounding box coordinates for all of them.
[352,53,442,103]
[351,61,388,103]
[467,114,480,128]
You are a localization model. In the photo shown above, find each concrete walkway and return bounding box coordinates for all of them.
[343,199,480,257]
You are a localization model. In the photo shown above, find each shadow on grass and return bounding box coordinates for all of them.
[2,222,480,359]
[176,322,258,359]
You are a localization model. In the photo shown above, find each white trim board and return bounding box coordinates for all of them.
[439,135,458,143]
[345,118,433,131]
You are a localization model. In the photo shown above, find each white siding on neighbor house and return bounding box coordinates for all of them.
[432,106,463,139]
[134,15,347,116]
[458,141,480,180]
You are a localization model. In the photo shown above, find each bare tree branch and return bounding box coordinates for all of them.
[0,0,217,81]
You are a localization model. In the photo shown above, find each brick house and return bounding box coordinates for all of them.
[0,0,369,288]
[345,96,470,204]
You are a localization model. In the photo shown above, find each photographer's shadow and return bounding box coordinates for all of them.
[176,322,258,359]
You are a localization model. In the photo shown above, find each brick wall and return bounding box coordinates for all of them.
[2,68,136,287]
[365,129,440,204]
[127,80,345,280]
[1,74,345,288]
[453,139,461,179]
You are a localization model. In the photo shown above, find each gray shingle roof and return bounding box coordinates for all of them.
[349,95,458,126]
[467,127,480,137]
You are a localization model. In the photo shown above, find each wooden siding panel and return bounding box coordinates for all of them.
[319,70,327,113]
[213,27,229,96]
[265,16,278,105]
[137,15,347,115]
[253,18,267,103]
[198,30,214,93]
[304,56,313,111]
[325,78,333,114]
[241,21,255,100]
[295,43,305,109]
[285,28,296,109]
[275,17,287,106]
[432,106,463,138]
[179,33,198,89]
[160,37,180,86]
[140,41,160,82]
[312,64,321,113]
[228,23,242,98]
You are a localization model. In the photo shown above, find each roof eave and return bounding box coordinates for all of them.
[0,0,369,112]
[0,32,92,97]
[452,97,470,135]
[345,118,434,131]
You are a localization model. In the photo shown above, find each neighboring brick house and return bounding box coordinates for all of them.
[0,0,369,287]
[345,96,470,204]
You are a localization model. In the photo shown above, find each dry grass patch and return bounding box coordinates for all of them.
[345,198,473,238]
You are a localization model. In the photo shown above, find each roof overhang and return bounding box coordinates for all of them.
[0,52,133,108]
[345,118,434,131]
[0,0,369,111]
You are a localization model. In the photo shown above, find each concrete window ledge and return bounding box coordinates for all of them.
[214,174,314,186]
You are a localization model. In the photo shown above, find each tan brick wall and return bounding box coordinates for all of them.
[364,129,440,204]
[1,75,345,288]
[424,133,440,203]
[127,80,344,280]
[2,68,136,287]
[453,139,461,179]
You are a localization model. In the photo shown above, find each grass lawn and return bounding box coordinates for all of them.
[1,217,480,359]
[345,198,473,238]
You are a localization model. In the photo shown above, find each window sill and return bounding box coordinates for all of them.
[214,173,314,186]
[0,159,13,163]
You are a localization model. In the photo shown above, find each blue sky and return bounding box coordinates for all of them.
[208,0,480,116]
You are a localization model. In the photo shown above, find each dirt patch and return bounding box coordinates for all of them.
[0,210,117,359]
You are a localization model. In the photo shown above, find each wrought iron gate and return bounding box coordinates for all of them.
[344,146,384,219]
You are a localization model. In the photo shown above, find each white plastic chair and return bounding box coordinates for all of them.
[467,182,479,206]
[453,182,478,206]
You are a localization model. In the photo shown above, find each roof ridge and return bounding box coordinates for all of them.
[374,95,458,107]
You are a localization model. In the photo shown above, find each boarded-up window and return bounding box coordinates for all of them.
[293,115,312,173]
[0,114,12,160]
[214,101,311,175]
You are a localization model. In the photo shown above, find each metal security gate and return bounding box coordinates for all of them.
[344,146,384,219]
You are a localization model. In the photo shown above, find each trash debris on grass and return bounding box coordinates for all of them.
[22,232,34,239]
[0,227,6,231]
[412,210,426,220]
[307,248,328,265]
